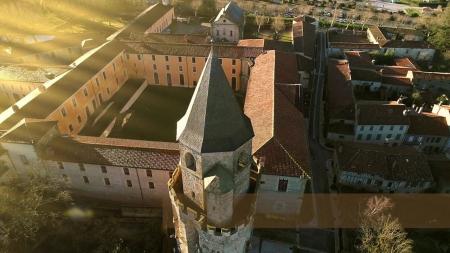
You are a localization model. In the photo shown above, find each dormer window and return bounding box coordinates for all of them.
[185,152,196,171]
[223,19,226,23]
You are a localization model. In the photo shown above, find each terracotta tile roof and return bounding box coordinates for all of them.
[350,68,382,82]
[413,71,450,80]
[382,76,412,87]
[356,101,410,125]
[40,136,179,170]
[237,39,293,52]
[124,42,264,58]
[326,59,355,120]
[244,51,310,177]
[382,40,434,49]
[379,66,412,76]
[336,142,434,182]
[408,112,450,137]
[345,51,374,68]
[394,57,418,69]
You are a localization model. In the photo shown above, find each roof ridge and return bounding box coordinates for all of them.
[273,138,310,178]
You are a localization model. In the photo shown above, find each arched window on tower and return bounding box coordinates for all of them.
[185,152,196,171]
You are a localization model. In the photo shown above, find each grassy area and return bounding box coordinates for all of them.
[109,85,195,142]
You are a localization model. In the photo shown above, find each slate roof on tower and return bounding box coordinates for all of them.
[177,49,254,153]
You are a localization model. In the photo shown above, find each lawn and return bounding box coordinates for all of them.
[109,85,195,142]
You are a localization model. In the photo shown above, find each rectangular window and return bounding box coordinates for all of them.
[278,179,288,192]
[79,163,85,171]
[102,72,106,80]
[137,54,141,60]
[126,180,132,187]
[360,126,364,131]
[165,56,169,61]
[83,176,89,184]
[123,167,130,175]
[61,107,67,117]
[192,57,196,63]
[83,88,88,96]
[178,57,182,62]
[104,178,111,186]
[152,55,155,61]
[179,66,183,71]
[68,124,74,132]
[193,67,196,72]
[232,59,236,65]
[357,134,362,140]
[435,137,441,143]
[153,64,157,70]
[376,134,381,140]
[77,115,82,123]
[390,126,394,131]
[369,126,373,131]
[166,65,170,70]
[180,74,185,85]
[149,182,155,189]
[232,69,236,74]
[58,162,64,169]
[72,98,77,107]
[399,126,404,131]
[146,169,152,177]
[230,30,233,36]
[96,78,100,86]
[106,88,110,94]
[366,134,372,140]
[395,134,401,140]
[379,126,384,131]
[101,166,107,173]
[20,155,29,165]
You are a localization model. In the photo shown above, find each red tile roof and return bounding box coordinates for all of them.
[244,51,310,177]
[382,76,412,87]
[336,142,433,182]
[413,71,450,80]
[356,101,410,125]
[327,59,355,120]
[40,136,179,170]
[237,39,293,52]
[408,112,450,137]
[345,51,374,68]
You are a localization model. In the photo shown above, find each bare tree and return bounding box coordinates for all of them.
[360,10,371,30]
[191,0,202,17]
[255,13,268,34]
[271,15,285,37]
[358,196,413,253]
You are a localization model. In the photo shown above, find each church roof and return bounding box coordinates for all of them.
[214,1,245,26]
[177,49,254,153]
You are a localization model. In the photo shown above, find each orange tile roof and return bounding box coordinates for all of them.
[326,59,354,120]
[408,112,450,137]
[357,101,410,125]
[244,51,310,177]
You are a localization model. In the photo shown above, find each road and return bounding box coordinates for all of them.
[296,30,337,253]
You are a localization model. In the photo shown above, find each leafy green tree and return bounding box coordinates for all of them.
[428,8,450,51]
[411,90,423,106]
[436,94,449,105]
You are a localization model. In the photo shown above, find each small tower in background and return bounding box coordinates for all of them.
[168,49,260,253]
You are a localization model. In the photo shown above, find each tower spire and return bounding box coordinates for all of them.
[177,48,254,153]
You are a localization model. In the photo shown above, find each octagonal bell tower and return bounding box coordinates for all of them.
[168,49,259,253]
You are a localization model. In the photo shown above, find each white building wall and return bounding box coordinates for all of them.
[354,124,408,144]
[212,17,240,42]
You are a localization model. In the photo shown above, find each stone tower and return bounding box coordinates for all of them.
[168,49,259,253]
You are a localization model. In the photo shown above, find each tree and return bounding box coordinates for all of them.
[411,90,423,106]
[0,172,73,253]
[191,0,202,17]
[271,15,285,38]
[255,13,268,34]
[358,196,413,253]
[428,7,450,50]
[436,94,449,105]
